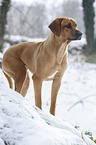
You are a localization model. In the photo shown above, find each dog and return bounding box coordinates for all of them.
[2,17,82,115]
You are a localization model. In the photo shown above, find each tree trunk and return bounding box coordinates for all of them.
[0,0,11,52]
[82,0,95,51]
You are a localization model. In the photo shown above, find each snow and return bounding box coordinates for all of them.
[0,70,95,144]
[0,138,5,145]
[69,38,87,51]
[0,37,96,144]
[4,35,45,43]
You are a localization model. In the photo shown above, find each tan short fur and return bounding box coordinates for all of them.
[2,17,82,115]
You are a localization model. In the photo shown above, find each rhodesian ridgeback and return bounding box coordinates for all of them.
[2,17,82,115]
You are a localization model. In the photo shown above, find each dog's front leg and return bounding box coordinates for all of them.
[32,75,43,109]
[50,53,68,115]
[50,75,62,116]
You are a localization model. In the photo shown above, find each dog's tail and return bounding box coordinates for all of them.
[3,71,13,89]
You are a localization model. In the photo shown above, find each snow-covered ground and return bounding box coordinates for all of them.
[0,69,95,145]
[26,56,96,139]
[0,37,96,144]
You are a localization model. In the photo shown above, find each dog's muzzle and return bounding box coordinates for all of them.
[75,30,82,40]
[68,30,82,41]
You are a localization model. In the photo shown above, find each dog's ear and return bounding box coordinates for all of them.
[48,18,63,37]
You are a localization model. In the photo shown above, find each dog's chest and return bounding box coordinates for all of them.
[56,43,67,65]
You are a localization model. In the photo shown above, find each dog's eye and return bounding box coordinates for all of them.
[65,23,71,28]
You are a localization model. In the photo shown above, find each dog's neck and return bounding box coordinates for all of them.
[44,33,70,65]
[44,32,70,51]
[56,42,68,65]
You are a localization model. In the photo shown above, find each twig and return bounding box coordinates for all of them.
[68,94,96,111]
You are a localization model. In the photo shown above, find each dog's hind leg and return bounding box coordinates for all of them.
[3,71,13,89]
[20,71,30,96]
[14,66,29,97]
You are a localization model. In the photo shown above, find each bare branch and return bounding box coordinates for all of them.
[68,94,96,111]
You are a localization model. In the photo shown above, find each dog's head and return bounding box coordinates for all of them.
[49,17,82,41]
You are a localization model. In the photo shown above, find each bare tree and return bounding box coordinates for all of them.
[6,3,46,38]
[82,0,95,52]
[0,0,11,52]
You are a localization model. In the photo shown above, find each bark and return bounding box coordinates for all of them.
[82,0,95,51]
[0,0,11,52]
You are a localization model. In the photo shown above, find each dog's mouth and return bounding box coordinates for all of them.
[68,36,82,41]
[68,31,82,41]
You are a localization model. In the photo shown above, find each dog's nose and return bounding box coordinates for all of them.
[76,31,82,36]
[76,30,82,40]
